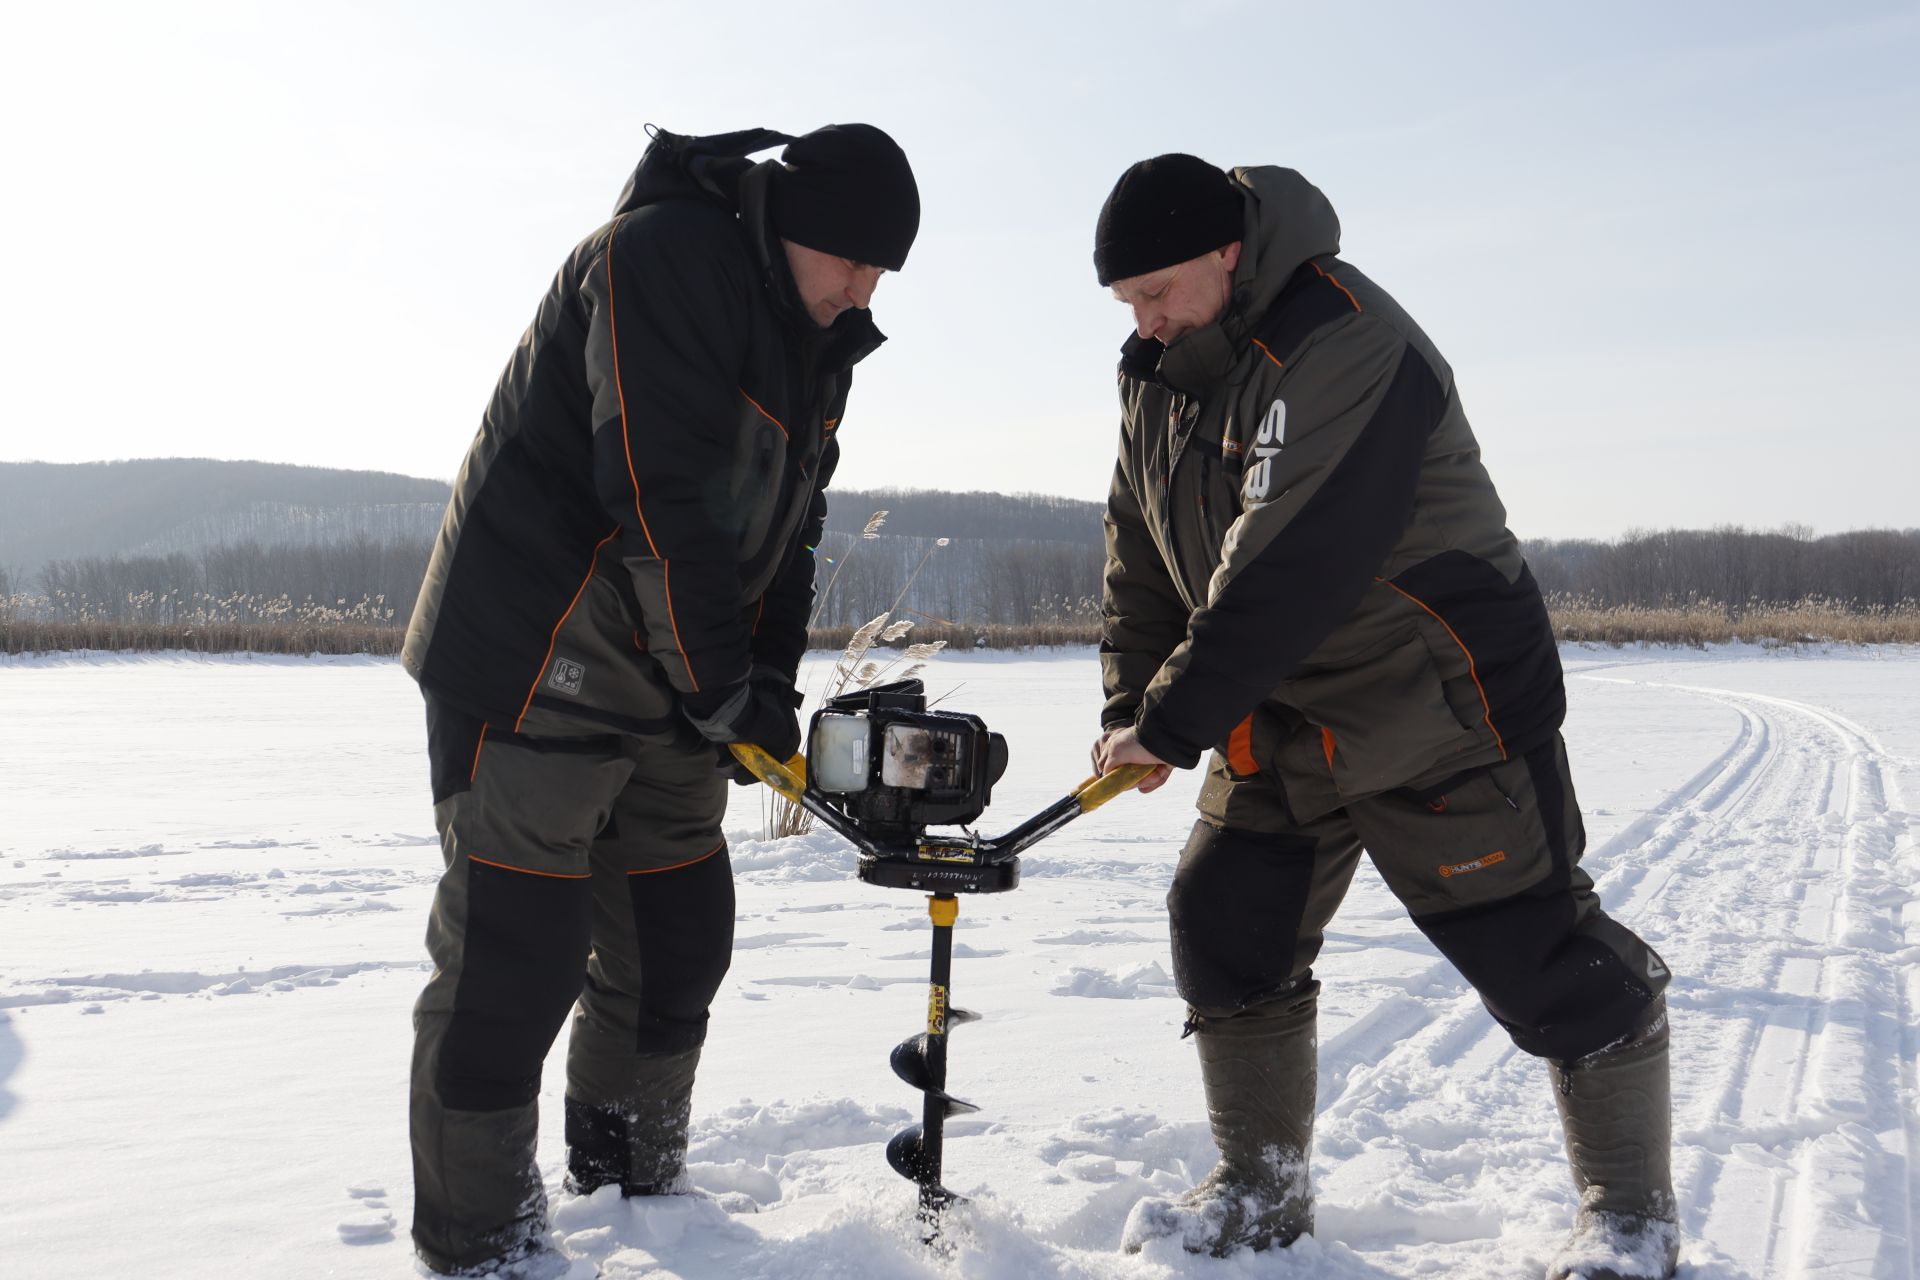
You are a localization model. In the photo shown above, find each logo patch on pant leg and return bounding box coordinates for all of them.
[1437,849,1506,878]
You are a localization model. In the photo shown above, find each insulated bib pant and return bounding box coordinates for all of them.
[409,696,731,1273]
[1173,733,1668,1060]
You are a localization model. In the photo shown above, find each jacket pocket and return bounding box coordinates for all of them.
[1279,634,1480,798]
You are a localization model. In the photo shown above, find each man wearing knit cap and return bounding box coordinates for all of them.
[401,123,917,1276]
[1089,155,1677,1279]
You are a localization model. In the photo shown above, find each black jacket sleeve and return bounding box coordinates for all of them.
[749,434,841,684]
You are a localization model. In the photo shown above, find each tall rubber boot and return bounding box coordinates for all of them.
[1122,983,1317,1256]
[564,1045,702,1197]
[1546,999,1679,1280]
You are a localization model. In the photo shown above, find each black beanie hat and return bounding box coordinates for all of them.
[771,123,920,272]
[1093,153,1243,286]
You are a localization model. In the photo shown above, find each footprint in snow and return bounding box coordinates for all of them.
[337,1183,394,1245]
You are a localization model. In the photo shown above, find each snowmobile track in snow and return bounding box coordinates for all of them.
[1310,672,1919,1277]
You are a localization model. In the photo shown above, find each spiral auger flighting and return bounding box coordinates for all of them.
[885,892,983,1216]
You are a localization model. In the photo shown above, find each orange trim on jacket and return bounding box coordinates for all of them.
[606,237,662,560]
[1376,578,1509,760]
[605,234,698,690]
[738,387,788,439]
[469,724,489,783]
[516,526,622,731]
[1250,338,1285,370]
[1310,260,1363,312]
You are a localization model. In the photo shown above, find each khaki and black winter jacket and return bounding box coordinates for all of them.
[405,129,882,736]
[1101,167,1563,822]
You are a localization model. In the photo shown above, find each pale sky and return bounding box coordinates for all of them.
[1,1,1914,540]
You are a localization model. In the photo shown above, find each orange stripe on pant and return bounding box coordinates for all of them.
[626,841,725,876]
[466,854,591,880]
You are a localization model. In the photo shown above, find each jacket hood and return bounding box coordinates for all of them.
[1231,166,1342,322]
[613,126,792,218]
[611,127,885,364]
[1146,166,1342,393]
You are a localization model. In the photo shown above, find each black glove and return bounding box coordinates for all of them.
[682,666,803,784]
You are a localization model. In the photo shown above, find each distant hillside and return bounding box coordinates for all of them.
[0,460,1107,631]
[0,459,452,576]
[0,460,1106,583]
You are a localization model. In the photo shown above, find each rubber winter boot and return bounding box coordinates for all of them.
[564,1045,702,1197]
[1122,984,1317,1256]
[1546,999,1679,1280]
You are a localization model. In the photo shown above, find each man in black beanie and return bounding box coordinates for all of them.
[1091,155,1677,1280]
[400,123,917,1276]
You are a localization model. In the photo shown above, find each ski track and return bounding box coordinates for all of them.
[1286,670,1919,1278]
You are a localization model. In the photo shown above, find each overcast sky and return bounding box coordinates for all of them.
[1,1,1914,539]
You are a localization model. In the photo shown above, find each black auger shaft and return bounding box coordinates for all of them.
[885,892,979,1227]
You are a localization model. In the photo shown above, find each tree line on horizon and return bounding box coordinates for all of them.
[5,520,1918,651]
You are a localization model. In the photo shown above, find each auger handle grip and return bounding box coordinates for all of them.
[1070,763,1156,813]
[729,742,808,800]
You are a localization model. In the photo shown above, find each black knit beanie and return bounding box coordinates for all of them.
[771,123,920,271]
[1093,153,1243,286]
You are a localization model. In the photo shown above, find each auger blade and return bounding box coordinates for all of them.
[885,1126,962,1206]
[888,1035,980,1115]
[947,1006,982,1027]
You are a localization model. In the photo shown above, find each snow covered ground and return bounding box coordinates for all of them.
[2,645,1915,1279]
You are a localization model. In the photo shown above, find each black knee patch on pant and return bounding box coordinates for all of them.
[1168,822,1319,1015]
[1416,743,1660,1060]
[439,860,594,1111]
[626,849,734,1053]
[1417,895,1655,1060]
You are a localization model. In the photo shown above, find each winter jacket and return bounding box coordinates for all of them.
[1100,167,1564,822]
[404,128,883,737]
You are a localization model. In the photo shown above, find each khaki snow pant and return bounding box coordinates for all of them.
[1174,732,1669,1061]
[409,696,731,1273]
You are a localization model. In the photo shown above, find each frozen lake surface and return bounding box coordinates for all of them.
[2,644,1916,1278]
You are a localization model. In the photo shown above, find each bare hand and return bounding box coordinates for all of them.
[1092,725,1175,794]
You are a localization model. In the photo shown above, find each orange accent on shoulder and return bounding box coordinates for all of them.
[738,387,788,439]
[628,841,725,876]
[1227,714,1258,774]
[1376,578,1509,760]
[1250,338,1285,370]
[1320,725,1338,770]
[751,595,765,636]
[469,723,489,784]
[606,236,661,559]
[1310,261,1362,313]
[516,527,623,731]
[467,853,591,880]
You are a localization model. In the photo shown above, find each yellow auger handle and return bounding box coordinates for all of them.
[729,743,808,802]
[1070,763,1156,813]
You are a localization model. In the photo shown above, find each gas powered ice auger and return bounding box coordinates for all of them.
[730,680,1149,1231]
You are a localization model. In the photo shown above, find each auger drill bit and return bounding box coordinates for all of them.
[885,892,977,1226]
[727,742,1154,1236]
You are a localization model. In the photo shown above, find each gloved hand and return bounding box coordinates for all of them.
[682,665,803,784]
